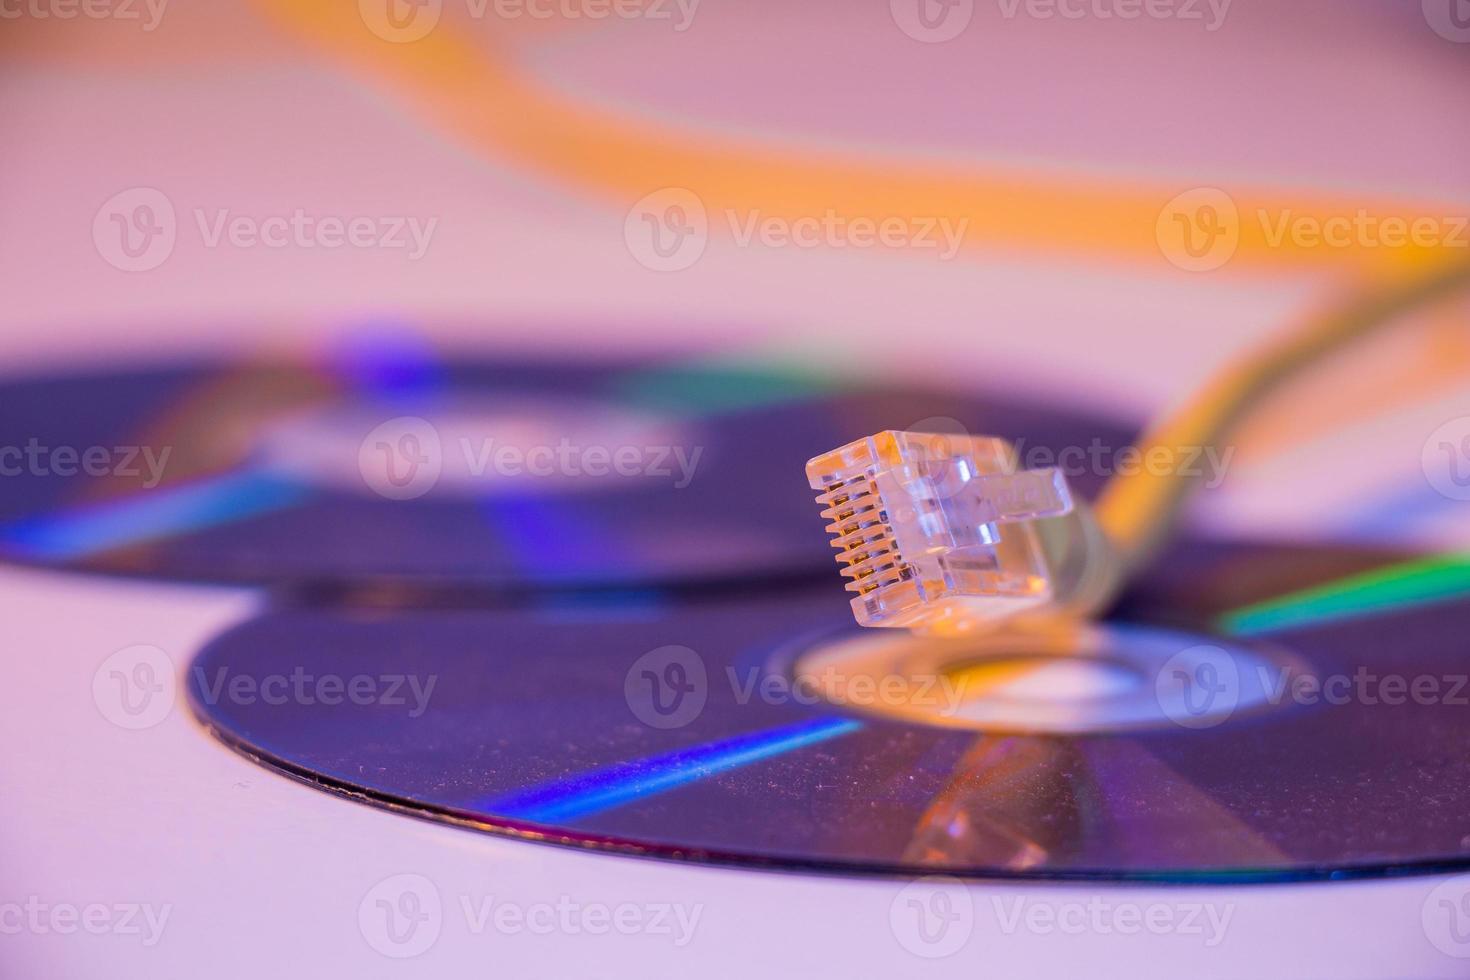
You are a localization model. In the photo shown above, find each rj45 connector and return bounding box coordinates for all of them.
[806,430,1112,634]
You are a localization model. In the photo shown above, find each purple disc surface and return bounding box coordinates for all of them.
[0,355,1133,589]
[187,540,1470,881]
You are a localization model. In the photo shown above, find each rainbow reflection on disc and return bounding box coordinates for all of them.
[188,540,1470,881]
[0,352,1133,589]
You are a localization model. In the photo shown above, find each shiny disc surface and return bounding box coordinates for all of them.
[187,541,1470,881]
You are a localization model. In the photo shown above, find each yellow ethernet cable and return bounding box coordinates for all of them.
[808,257,1470,634]
[252,0,1463,275]
[1094,258,1470,580]
[245,0,1470,631]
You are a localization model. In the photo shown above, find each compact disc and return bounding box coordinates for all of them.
[187,540,1470,880]
[0,353,1131,588]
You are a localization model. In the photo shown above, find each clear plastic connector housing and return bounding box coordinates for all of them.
[806,430,1077,634]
